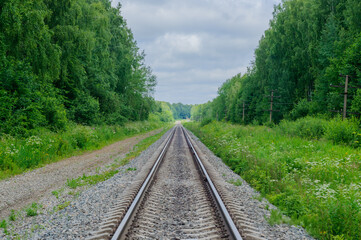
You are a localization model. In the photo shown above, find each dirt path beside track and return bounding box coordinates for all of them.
[0,128,163,219]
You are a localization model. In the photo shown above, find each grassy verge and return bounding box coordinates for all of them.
[0,121,169,180]
[184,121,361,240]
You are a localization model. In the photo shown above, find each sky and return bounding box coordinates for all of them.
[113,0,282,104]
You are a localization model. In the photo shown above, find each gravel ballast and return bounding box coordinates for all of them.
[0,126,313,239]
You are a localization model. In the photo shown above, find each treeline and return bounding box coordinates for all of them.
[169,103,192,120]
[191,0,361,124]
[0,0,156,136]
[151,102,192,122]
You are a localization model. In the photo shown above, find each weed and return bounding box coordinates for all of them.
[227,179,242,186]
[265,209,289,226]
[66,178,79,189]
[253,194,264,202]
[68,191,80,197]
[0,219,7,233]
[51,190,59,199]
[26,203,40,217]
[54,201,70,212]
[31,224,44,233]
[125,167,136,172]
[9,210,16,221]
[67,170,119,189]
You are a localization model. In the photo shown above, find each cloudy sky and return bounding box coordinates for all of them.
[114,0,281,104]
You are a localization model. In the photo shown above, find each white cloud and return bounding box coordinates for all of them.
[114,0,282,104]
[154,33,202,56]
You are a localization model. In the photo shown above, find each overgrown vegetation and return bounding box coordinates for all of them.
[185,121,361,240]
[278,116,361,147]
[0,121,168,179]
[191,0,361,125]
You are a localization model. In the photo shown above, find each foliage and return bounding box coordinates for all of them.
[185,121,361,239]
[0,0,156,136]
[190,0,361,125]
[278,116,328,140]
[0,121,168,179]
[150,101,174,123]
[324,118,359,145]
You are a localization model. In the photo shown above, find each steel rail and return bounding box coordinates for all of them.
[182,126,243,240]
[111,127,176,240]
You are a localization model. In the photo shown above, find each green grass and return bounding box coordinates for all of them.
[66,170,119,189]
[185,121,361,240]
[0,121,168,180]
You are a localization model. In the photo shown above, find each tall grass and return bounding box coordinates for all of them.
[0,121,168,180]
[185,121,361,240]
[278,116,360,147]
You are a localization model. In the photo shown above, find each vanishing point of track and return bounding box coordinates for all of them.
[88,125,267,240]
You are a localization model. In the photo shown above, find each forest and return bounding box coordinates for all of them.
[191,0,361,125]
[0,0,156,136]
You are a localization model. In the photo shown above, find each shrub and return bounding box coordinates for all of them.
[288,99,312,120]
[324,118,358,145]
[200,118,212,127]
[278,117,327,140]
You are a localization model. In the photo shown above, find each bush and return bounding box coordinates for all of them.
[200,118,212,127]
[69,93,100,125]
[324,118,359,145]
[278,117,327,140]
[288,99,313,120]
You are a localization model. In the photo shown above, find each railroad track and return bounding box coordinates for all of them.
[88,125,267,240]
